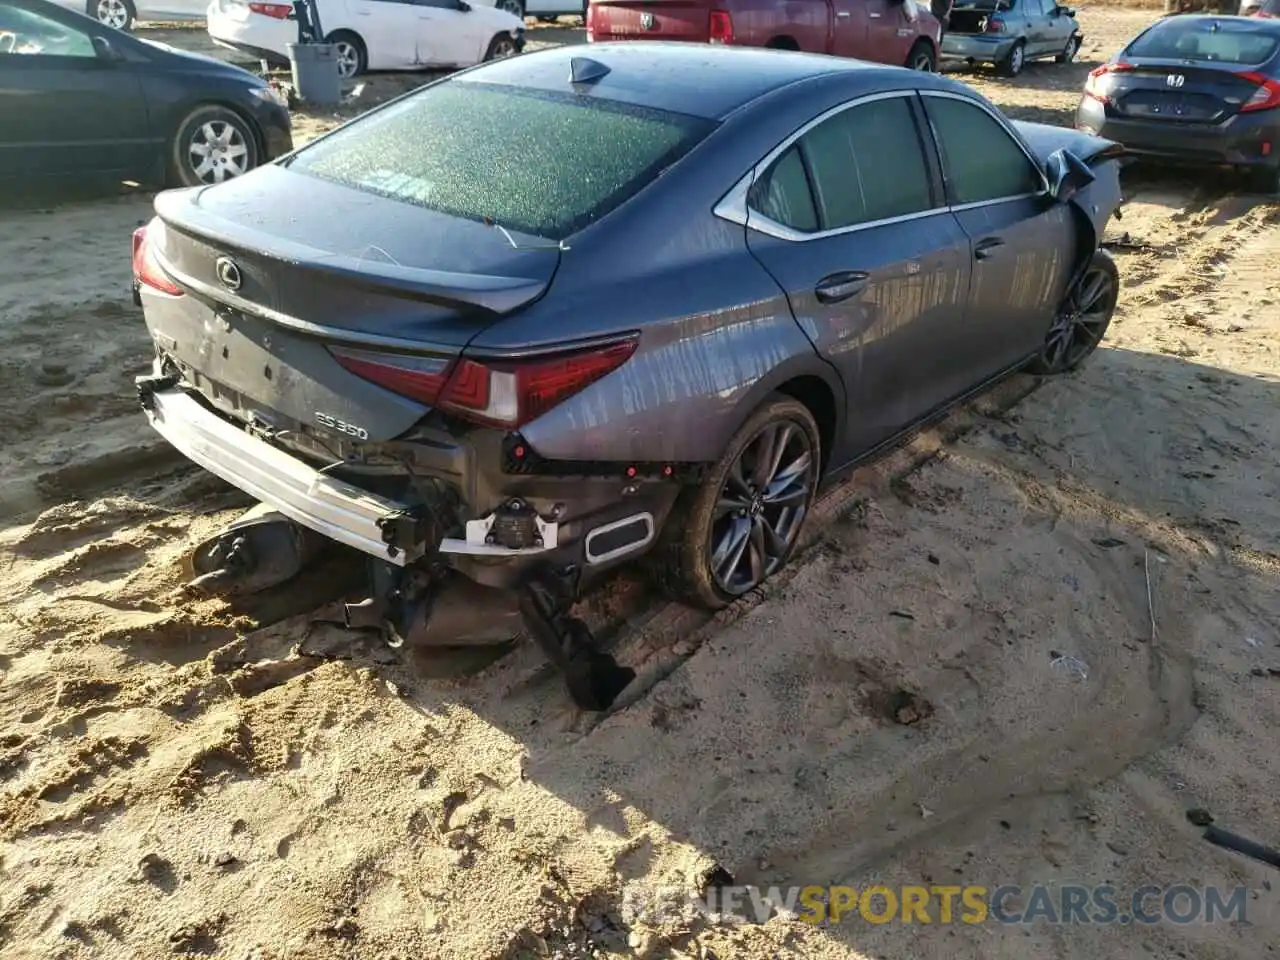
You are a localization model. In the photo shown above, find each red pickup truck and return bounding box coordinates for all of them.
[586,0,943,71]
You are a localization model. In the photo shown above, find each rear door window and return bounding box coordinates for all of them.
[1126,18,1280,65]
[284,80,715,241]
[922,95,1043,205]
[746,95,935,234]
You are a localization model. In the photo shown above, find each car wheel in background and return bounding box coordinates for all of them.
[497,0,526,16]
[653,395,820,610]
[484,32,519,59]
[1056,35,1080,63]
[170,106,260,188]
[1026,250,1118,375]
[327,31,367,78]
[906,40,937,72]
[997,39,1026,76]
[87,0,135,30]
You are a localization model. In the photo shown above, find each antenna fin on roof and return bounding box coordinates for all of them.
[569,57,611,84]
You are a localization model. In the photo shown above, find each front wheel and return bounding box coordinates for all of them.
[997,39,1026,76]
[1025,251,1119,375]
[1056,35,1080,63]
[170,106,260,188]
[328,31,367,79]
[906,40,937,72]
[87,0,134,30]
[653,395,821,610]
[484,32,519,60]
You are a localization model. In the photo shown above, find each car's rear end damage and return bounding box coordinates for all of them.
[130,68,740,709]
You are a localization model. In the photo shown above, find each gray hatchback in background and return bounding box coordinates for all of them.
[942,0,1083,75]
[132,43,1124,709]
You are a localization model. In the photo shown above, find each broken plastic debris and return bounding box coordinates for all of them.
[1050,653,1089,681]
[917,802,934,819]
[1245,637,1262,649]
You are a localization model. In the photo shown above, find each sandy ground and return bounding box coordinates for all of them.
[3,5,1280,959]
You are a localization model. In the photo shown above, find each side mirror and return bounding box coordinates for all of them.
[92,35,123,61]
[456,0,471,9]
[1046,148,1094,204]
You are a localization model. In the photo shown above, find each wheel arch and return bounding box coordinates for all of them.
[726,353,847,475]
[765,35,800,50]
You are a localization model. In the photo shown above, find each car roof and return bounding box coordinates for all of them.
[464,42,933,120]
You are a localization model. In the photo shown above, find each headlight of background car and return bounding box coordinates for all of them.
[248,84,290,109]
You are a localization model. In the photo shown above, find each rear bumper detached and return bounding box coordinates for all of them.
[137,378,562,568]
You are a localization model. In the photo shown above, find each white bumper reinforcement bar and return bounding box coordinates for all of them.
[143,385,423,566]
[141,383,560,565]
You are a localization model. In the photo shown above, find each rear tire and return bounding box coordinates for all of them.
[997,39,1026,76]
[169,105,260,188]
[1025,251,1119,375]
[651,395,821,611]
[906,39,937,71]
[497,0,526,16]
[87,0,134,30]
[1056,34,1080,63]
[327,30,367,79]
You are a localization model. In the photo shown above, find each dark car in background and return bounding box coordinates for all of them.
[0,0,291,189]
[941,0,1082,75]
[1076,15,1280,190]
[131,42,1124,709]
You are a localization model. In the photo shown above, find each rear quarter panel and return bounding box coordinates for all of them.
[465,75,868,465]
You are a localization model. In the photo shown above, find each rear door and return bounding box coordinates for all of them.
[0,1,150,180]
[863,0,917,65]
[743,92,974,454]
[587,0,711,42]
[919,90,1074,376]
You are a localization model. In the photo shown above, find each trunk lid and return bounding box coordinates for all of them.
[589,0,712,42]
[947,0,1006,34]
[1108,59,1269,124]
[145,167,559,443]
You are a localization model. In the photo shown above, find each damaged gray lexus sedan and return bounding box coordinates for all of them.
[133,42,1124,709]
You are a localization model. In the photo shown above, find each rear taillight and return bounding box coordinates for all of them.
[248,1,292,18]
[1083,61,1133,104]
[709,9,733,44]
[330,339,638,429]
[585,0,597,39]
[131,222,182,297]
[1237,71,1280,112]
[984,16,1005,33]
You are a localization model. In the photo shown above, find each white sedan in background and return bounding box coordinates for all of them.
[207,0,524,78]
[48,0,205,30]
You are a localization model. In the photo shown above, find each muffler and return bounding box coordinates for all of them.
[185,502,326,596]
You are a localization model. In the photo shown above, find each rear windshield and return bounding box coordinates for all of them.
[1126,18,1280,65]
[284,80,715,241]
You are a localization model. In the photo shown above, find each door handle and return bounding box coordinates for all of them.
[869,11,882,16]
[837,9,851,15]
[814,271,870,305]
[974,237,1005,260]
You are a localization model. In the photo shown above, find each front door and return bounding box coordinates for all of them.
[0,2,149,181]
[919,91,1076,377]
[410,0,486,66]
[345,0,421,68]
[829,0,872,58]
[742,92,974,457]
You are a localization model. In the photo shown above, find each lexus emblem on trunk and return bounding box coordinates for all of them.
[1166,74,1185,88]
[640,12,656,29]
[215,257,243,291]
